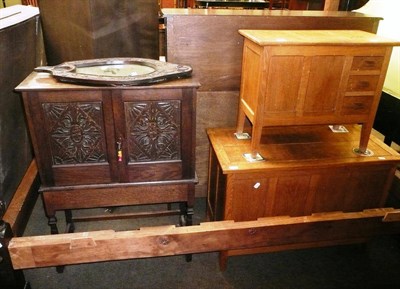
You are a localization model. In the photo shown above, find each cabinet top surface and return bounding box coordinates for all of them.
[163,8,381,19]
[207,126,400,174]
[15,72,200,92]
[239,30,400,46]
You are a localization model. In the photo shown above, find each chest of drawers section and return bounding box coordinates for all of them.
[236,30,400,159]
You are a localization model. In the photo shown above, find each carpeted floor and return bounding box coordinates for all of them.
[23,197,400,289]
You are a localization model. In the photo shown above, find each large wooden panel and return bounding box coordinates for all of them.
[164,9,381,92]
[38,0,159,65]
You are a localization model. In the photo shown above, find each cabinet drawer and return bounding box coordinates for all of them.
[351,56,384,71]
[347,75,380,92]
[341,95,373,115]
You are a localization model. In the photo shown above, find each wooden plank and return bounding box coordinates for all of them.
[9,208,400,269]
[3,160,40,236]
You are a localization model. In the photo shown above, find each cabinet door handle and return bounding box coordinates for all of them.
[116,138,123,162]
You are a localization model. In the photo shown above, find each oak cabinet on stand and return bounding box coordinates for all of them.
[16,72,199,234]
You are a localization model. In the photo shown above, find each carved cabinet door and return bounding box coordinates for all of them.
[23,90,119,187]
[112,86,196,183]
[23,85,196,186]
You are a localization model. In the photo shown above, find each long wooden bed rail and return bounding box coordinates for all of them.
[3,160,40,237]
[3,159,400,273]
[9,208,400,270]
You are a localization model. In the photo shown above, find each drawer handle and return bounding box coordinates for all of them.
[356,81,370,89]
[362,60,376,68]
[351,103,365,110]
[253,182,261,189]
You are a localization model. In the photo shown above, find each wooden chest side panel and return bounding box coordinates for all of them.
[207,148,227,221]
[224,165,395,222]
[240,40,263,120]
[271,175,311,217]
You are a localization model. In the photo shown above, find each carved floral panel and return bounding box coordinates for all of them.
[125,100,181,162]
[42,102,107,165]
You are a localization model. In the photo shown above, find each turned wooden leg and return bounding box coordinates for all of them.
[47,215,59,235]
[64,209,75,233]
[185,206,193,262]
[179,202,194,262]
[236,106,246,134]
[250,122,263,159]
[354,123,373,156]
[179,202,193,227]
[219,251,229,271]
[185,206,194,227]
[359,123,372,153]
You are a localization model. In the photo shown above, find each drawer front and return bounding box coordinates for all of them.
[347,75,380,92]
[351,56,384,71]
[341,95,374,115]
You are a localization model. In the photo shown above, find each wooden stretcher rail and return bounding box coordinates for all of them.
[9,208,400,269]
